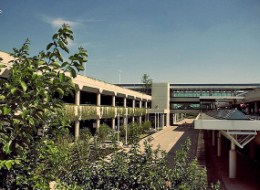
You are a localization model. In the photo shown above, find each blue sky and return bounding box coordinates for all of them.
[0,0,260,84]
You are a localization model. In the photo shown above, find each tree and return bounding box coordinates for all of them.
[141,74,152,95]
[0,24,87,188]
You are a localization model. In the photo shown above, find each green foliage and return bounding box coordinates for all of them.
[117,106,126,115]
[102,106,115,118]
[135,108,146,116]
[0,24,87,189]
[40,137,218,190]
[143,120,152,131]
[64,104,78,121]
[141,74,152,94]
[97,123,112,143]
[80,105,98,120]
[128,123,141,143]
[128,107,134,116]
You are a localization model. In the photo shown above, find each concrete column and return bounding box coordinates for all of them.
[132,116,135,123]
[166,113,170,127]
[139,116,142,125]
[75,90,80,105]
[112,118,115,130]
[154,113,157,130]
[254,102,258,114]
[229,141,237,178]
[145,101,148,121]
[96,119,100,129]
[162,114,165,128]
[123,116,127,126]
[112,95,116,107]
[157,113,160,129]
[75,120,80,141]
[212,130,216,146]
[74,90,80,141]
[250,142,255,159]
[217,131,222,157]
[97,91,101,106]
[123,97,127,108]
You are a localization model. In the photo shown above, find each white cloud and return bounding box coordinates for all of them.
[40,15,83,29]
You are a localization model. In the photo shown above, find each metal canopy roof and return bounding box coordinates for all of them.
[206,109,249,120]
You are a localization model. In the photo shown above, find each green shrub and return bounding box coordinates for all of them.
[97,124,112,143]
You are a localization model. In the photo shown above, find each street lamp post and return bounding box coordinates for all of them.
[117,114,120,142]
[154,112,157,131]
[125,116,128,146]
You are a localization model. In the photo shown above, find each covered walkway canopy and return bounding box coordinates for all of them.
[194,109,260,179]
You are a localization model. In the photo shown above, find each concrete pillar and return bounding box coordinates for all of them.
[157,113,160,129]
[123,97,127,108]
[162,114,165,127]
[97,91,101,106]
[250,142,255,159]
[212,130,216,146]
[96,119,100,129]
[139,116,142,125]
[75,120,80,141]
[217,131,222,157]
[173,114,177,125]
[154,113,157,130]
[74,90,80,141]
[123,116,127,126]
[132,99,135,109]
[229,141,237,178]
[166,113,170,127]
[254,102,258,114]
[145,101,148,109]
[112,95,115,107]
[112,118,115,130]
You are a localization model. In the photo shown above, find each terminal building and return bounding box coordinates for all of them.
[1,50,260,180]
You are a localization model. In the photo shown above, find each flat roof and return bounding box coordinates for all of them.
[194,113,260,131]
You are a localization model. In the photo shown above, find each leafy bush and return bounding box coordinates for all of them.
[97,123,112,143]
[45,138,219,190]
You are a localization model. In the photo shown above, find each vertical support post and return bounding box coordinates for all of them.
[145,101,148,121]
[112,95,115,107]
[155,112,157,130]
[112,118,115,130]
[97,91,101,106]
[212,130,216,146]
[254,102,258,114]
[96,118,100,129]
[117,114,120,142]
[125,116,128,146]
[157,113,160,129]
[74,89,80,141]
[162,114,165,128]
[217,131,222,157]
[124,97,127,108]
[229,141,237,178]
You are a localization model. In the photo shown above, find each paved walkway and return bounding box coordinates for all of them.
[139,120,199,166]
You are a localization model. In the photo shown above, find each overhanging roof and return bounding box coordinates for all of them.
[194,113,260,131]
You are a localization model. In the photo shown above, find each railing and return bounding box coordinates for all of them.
[64,104,147,120]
